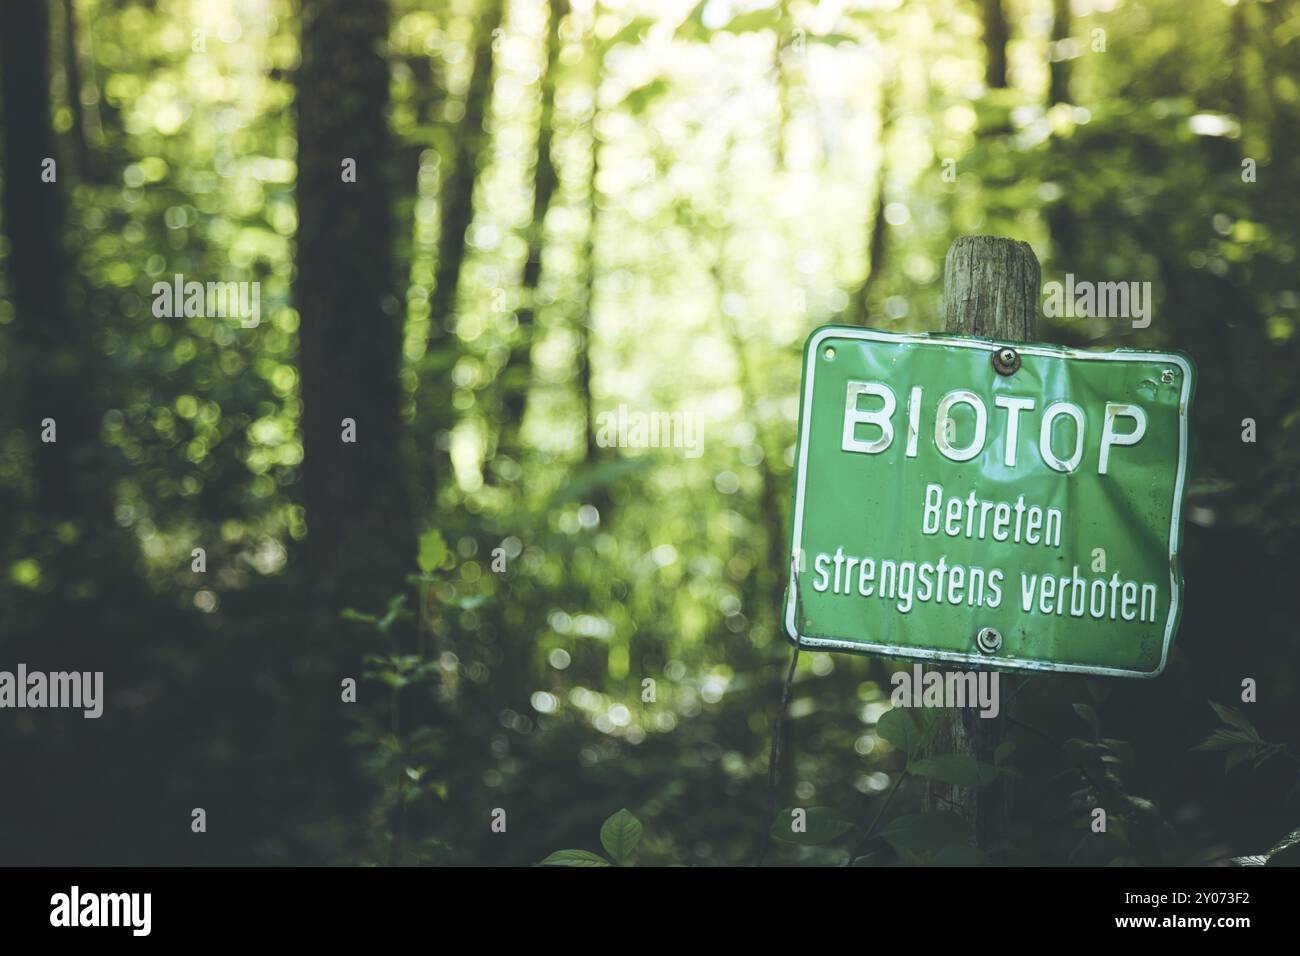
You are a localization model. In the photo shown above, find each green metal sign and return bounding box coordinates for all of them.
[785,326,1196,678]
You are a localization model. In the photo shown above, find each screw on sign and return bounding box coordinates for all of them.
[976,627,1002,655]
[992,347,1020,376]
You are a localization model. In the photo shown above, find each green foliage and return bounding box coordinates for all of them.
[416,529,449,575]
[537,849,611,867]
[1052,687,1180,865]
[1193,701,1288,773]
[758,703,1010,864]
[1193,701,1300,866]
[342,595,412,636]
[599,808,643,865]
[908,755,1000,788]
[875,707,932,757]
[541,809,643,867]
[3,0,1299,869]
[881,813,983,867]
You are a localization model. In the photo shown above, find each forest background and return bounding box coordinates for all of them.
[1,0,1298,866]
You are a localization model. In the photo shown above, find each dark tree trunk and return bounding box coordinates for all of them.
[496,0,568,467]
[60,0,92,178]
[423,0,504,488]
[1047,0,1078,267]
[2,0,67,519]
[853,78,896,325]
[1048,0,1071,106]
[0,0,112,559]
[296,0,412,610]
[577,112,601,466]
[979,0,1010,90]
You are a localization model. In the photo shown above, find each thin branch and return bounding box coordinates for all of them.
[757,555,805,866]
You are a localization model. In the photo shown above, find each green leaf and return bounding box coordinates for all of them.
[1225,745,1254,773]
[1101,738,1135,765]
[876,707,925,755]
[599,808,642,864]
[1192,707,1283,773]
[1192,728,1259,752]
[1251,744,1284,768]
[416,529,448,574]
[538,849,611,867]
[1208,700,1259,736]
[880,812,971,864]
[444,593,491,610]
[376,594,410,633]
[909,754,1000,788]
[770,807,854,846]
[1062,737,1100,765]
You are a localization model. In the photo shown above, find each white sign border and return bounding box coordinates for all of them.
[784,325,1194,679]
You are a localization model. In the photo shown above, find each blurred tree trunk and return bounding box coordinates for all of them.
[496,0,568,469]
[59,0,92,179]
[1048,0,1071,107]
[1046,0,1077,263]
[852,77,896,325]
[574,8,609,477]
[979,0,1009,89]
[577,104,601,467]
[1228,0,1250,125]
[1265,2,1300,185]
[0,0,115,580]
[296,0,412,610]
[773,0,794,170]
[423,0,504,489]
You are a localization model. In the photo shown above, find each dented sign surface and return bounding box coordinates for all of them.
[785,326,1196,677]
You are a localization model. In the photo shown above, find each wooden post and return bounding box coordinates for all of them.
[922,235,1040,851]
